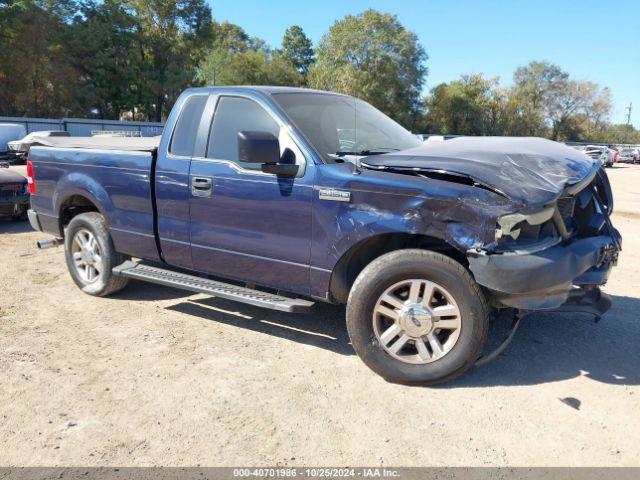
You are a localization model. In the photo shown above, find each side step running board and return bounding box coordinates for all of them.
[113,261,315,313]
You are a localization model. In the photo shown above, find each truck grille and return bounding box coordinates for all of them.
[0,204,17,215]
[557,196,576,223]
[0,184,23,198]
[560,169,613,238]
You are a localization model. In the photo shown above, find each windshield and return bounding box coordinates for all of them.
[272,93,422,163]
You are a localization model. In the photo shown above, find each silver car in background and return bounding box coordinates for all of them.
[617,148,638,164]
[0,123,27,163]
[7,130,70,165]
[574,145,614,167]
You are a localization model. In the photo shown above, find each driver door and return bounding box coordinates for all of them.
[188,94,314,295]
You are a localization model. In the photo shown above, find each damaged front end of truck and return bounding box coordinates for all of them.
[468,164,620,316]
[361,137,621,318]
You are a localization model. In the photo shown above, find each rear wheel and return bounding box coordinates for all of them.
[346,249,489,385]
[64,212,129,296]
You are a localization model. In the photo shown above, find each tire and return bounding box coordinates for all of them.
[346,249,489,386]
[64,212,129,296]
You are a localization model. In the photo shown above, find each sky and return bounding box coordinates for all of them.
[209,0,640,127]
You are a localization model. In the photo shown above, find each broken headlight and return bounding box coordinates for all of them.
[495,206,556,244]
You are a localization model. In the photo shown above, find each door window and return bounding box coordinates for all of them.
[207,96,280,163]
[169,94,208,157]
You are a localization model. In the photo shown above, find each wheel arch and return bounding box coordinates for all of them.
[328,232,467,304]
[53,173,114,235]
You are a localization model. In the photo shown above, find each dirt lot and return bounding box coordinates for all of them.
[1,163,639,467]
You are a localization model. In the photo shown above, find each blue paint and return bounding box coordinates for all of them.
[27,86,619,309]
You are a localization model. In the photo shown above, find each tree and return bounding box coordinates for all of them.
[198,48,302,87]
[581,84,611,139]
[505,61,568,136]
[126,0,213,121]
[0,0,80,117]
[548,80,612,141]
[598,123,640,144]
[308,9,427,128]
[211,20,265,52]
[1,0,215,121]
[65,0,141,119]
[422,74,506,135]
[198,21,302,87]
[506,61,614,140]
[1,3,628,143]
[280,25,314,75]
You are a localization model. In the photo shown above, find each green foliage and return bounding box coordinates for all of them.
[125,0,214,121]
[308,9,427,129]
[198,48,302,87]
[0,0,80,117]
[0,0,213,120]
[0,5,636,143]
[423,61,634,143]
[422,74,506,136]
[590,123,640,144]
[65,0,140,118]
[198,20,302,87]
[280,25,314,75]
[212,20,265,52]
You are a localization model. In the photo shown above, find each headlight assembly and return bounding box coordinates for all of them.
[496,206,555,241]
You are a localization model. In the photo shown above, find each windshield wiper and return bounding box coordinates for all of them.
[333,147,400,157]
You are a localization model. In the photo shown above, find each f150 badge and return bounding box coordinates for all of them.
[319,188,351,202]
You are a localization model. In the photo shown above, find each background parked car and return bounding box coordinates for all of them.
[575,145,615,167]
[7,130,70,165]
[0,123,27,164]
[0,167,29,220]
[617,147,637,163]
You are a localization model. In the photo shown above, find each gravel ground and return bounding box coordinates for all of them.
[1,163,639,467]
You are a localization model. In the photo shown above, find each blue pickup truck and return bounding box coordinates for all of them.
[26,86,621,385]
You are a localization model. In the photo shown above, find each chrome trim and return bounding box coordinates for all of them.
[552,206,570,240]
[109,227,156,239]
[373,278,462,364]
[564,163,600,195]
[188,93,309,178]
[318,188,351,202]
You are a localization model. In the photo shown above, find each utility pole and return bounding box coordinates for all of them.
[624,102,632,144]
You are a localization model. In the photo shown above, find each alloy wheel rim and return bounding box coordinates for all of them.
[71,228,103,284]
[372,279,462,364]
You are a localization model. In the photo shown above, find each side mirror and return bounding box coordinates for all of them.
[237,131,280,164]
[237,130,299,177]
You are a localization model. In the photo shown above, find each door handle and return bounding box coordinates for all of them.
[191,176,213,197]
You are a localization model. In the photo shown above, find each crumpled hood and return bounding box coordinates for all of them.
[361,137,597,206]
[0,169,27,185]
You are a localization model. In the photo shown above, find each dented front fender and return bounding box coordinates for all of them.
[309,163,516,297]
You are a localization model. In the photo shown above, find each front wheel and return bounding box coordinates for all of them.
[346,249,489,385]
[64,212,129,296]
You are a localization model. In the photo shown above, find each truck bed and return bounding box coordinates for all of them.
[23,135,161,152]
[28,143,160,262]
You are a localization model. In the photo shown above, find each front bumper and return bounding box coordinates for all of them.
[0,195,29,217]
[468,232,620,311]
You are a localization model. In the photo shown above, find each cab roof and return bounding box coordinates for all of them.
[183,86,349,97]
